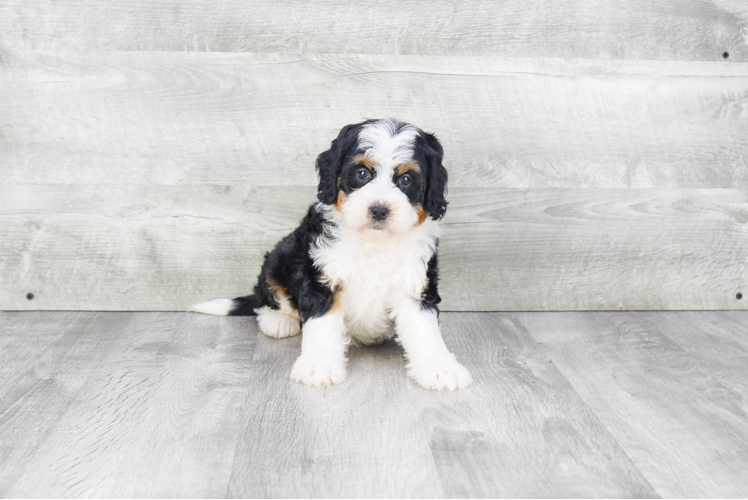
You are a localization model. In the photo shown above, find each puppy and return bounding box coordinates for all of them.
[192,119,472,391]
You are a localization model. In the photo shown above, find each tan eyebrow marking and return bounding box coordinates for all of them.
[396,162,421,176]
[353,155,377,170]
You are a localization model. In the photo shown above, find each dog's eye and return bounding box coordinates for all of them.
[356,169,371,181]
[398,174,411,187]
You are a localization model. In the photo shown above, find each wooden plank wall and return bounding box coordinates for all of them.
[1,0,747,311]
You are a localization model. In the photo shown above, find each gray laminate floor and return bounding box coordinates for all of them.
[1,311,747,498]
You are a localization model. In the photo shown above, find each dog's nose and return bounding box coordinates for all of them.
[369,204,390,222]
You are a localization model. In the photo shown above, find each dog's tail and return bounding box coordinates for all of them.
[190,295,261,316]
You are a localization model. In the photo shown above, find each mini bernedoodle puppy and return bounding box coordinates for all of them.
[191,119,472,391]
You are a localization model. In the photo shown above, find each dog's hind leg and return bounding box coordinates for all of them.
[255,278,302,339]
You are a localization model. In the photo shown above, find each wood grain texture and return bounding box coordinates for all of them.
[0,184,312,311]
[445,188,748,311]
[520,311,748,498]
[0,0,746,61]
[5,312,255,498]
[228,312,656,497]
[228,333,445,498]
[5,311,748,497]
[656,311,748,400]
[1,184,746,311]
[0,312,130,495]
[3,50,748,188]
[416,313,657,498]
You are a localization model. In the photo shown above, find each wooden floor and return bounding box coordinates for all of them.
[1,311,747,498]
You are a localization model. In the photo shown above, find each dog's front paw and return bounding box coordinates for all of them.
[407,356,473,391]
[290,354,347,387]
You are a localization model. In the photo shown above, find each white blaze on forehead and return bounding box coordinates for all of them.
[358,119,419,168]
[337,119,423,236]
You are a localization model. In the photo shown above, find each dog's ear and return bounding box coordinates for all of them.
[418,131,448,220]
[315,123,362,205]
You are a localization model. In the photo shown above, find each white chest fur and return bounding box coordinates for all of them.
[311,209,440,344]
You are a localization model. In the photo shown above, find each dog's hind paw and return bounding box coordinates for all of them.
[256,307,301,338]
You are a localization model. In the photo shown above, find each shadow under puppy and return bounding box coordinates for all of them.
[192,119,472,391]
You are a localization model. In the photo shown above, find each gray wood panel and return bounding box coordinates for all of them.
[1,0,746,61]
[1,185,746,311]
[0,312,131,495]
[650,311,748,401]
[5,311,748,497]
[416,313,657,498]
[228,333,445,498]
[3,50,748,189]
[0,184,312,311]
[227,312,657,497]
[5,312,255,497]
[446,188,748,311]
[520,311,748,497]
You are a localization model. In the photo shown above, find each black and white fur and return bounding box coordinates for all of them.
[191,119,472,391]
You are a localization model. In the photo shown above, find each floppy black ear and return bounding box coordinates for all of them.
[315,123,363,205]
[418,131,448,220]
[315,146,338,205]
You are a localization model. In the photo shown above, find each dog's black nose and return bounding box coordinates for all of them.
[369,204,390,221]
